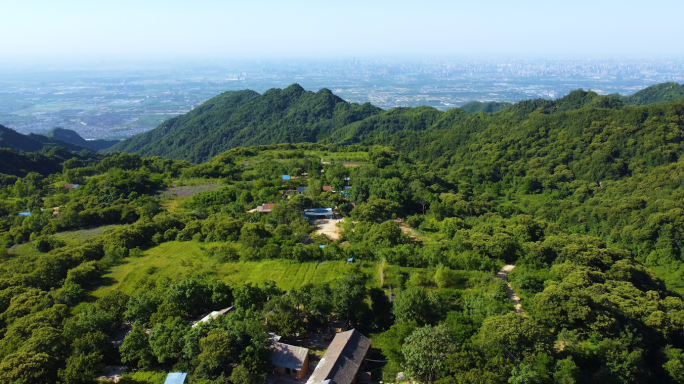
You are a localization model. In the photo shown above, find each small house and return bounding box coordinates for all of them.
[257,204,276,214]
[271,342,310,379]
[164,372,187,384]
[282,175,291,181]
[322,186,334,192]
[64,184,80,190]
[306,329,371,384]
[296,186,307,194]
[17,212,31,217]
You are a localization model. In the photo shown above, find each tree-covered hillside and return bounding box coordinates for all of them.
[109,82,683,165]
[44,127,119,151]
[4,139,684,383]
[460,100,512,113]
[620,82,684,105]
[4,82,684,384]
[108,84,382,163]
[0,124,89,153]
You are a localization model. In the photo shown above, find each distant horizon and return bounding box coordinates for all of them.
[2,55,684,72]
[2,0,683,61]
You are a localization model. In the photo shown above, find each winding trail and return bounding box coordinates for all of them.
[496,264,525,314]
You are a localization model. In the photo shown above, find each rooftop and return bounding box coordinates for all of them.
[257,203,276,213]
[192,306,235,327]
[271,342,310,370]
[306,329,371,384]
[164,372,187,384]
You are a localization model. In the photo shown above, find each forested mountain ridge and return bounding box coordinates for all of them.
[618,82,684,105]
[108,84,382,163]
[44,127,119,151]
[0,124,89,153]
[111,83,682,164]
[460,100,513,113]
[357,92,684,183]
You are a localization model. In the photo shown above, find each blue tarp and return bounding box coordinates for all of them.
[164,372,187,384]
[18,212,31,216]
[347,258,354,262]
[282,175,291,180]
[319,245,326,249]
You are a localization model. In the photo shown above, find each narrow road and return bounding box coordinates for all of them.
[496,264,525,314]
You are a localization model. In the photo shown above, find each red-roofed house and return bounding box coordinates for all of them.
[257,204,276,214]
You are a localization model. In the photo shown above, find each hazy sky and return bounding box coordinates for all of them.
[2,0,683,61]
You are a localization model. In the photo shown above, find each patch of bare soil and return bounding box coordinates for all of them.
[315,218,344,240]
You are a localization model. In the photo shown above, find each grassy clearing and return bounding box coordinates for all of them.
[5,242,41,261]
[118,370,167,384]
[92,241,395,297]
[54,225,123,245]
[238,149,369,164]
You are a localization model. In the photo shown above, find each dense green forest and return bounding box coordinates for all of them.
[1,83,684,383]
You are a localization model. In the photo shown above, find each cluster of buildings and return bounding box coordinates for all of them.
[251,175,353,220]
[162,329,372,384]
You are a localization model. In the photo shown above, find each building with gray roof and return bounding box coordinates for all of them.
[271,342,310,379]
[306,329,371,384]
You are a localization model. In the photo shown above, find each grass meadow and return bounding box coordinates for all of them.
[91,240,424,298]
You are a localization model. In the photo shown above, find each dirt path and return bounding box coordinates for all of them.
[395,219,422,241]
[315,218,344,240]
[496,264,525,314]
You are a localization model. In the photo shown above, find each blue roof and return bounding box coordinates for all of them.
[18,212,31,216]
[347,258,354,262]
[282,175,291,180]
[296,186,307,193]
[319,245,326,249]
[164,372,187,384]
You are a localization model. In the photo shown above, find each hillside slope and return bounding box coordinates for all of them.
[44,127,119,151]
[111,82,683,164]
[0,124,89,152]
[460,100,512,113]
[109,84,382,163]
[620,82,684,105]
